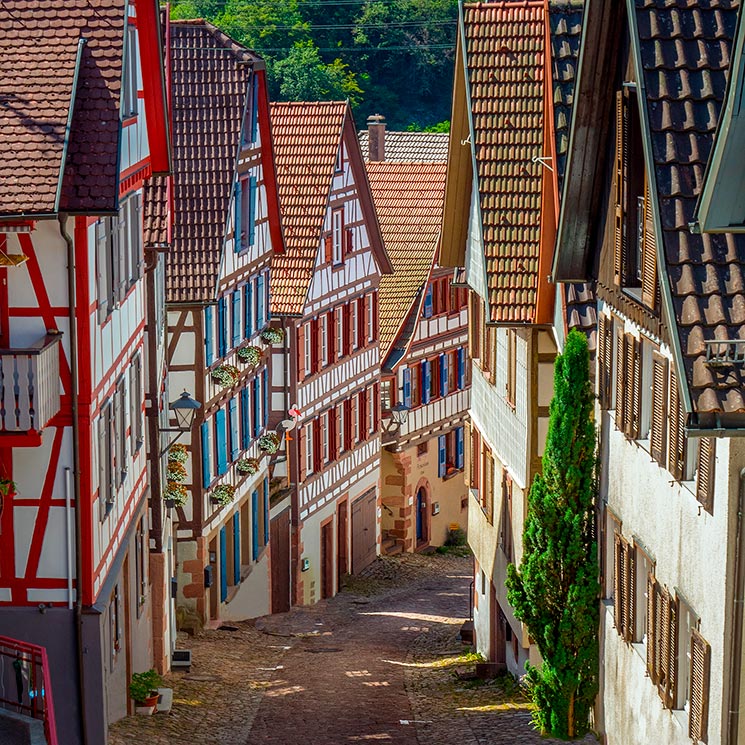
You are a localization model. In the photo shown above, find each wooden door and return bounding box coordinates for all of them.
[270,509,291,613]
[490,586,507,665]
[351,489,377,574]
[416,487,428,545]
[209,536,218,620]
[337,501,348,592]
[321,521,334,599]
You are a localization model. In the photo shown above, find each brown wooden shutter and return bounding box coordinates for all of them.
[372,290,379,340]
[484,450,494,524]
[335,405,342,457]
[689,630,710,742]
[598,315,609,408]
[464,420,473,488]
[344,398,352,449]
[668,372,687,481]
[359,296,367,347]
[647,574,658,682]
[324,234,332,264]
[630,335,642,439]
[343,304,351,356]
[373,382,380,432]
[613,533,622,635]
[615,325,625,432]
[297,323,306,380]
[696,438,716,513]
[298,425,307,482]
[650,352,668,464]
[344,227,353,256]
[313,419,322,472]
[626,542,636,642]
[641,177,658,309]
[658,588,671,703]
[468,292,477,360]
[665,595,678,708]
[622,333,634,436]
[613,89,626,286]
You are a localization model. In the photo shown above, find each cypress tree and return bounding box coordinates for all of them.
[505,328,599,739]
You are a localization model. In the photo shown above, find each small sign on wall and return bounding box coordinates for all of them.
[431,502,440,516]
[301,558,310,572]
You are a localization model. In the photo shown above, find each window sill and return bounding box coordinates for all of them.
[442,467,463,482]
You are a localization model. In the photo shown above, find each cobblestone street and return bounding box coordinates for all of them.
[110,553,597,744]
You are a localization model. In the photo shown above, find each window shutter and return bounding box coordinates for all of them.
[215,408,228,475]
[241,387,250,448]
[650,352,668,464]
[665,595,678,708]
[298,425,307,481]
[403,368,412,409]
[440,353,448,397]
[232,291,241,348]
[468,292,478,360]
[647,574,658,683]
[372,290,379,340]
[668,373,687,481]
[344,227,353,256]
[200,421,211,486]
[484,450,494,523]
[233,512,241,584]
[310,318,319,373]
[263,477,270,546]
[615,326,625,432]
[205,306,214,365]
[116,210,127,302]
[362,295,370,347]
[456,427,464,469]
[262,368,269,428]
[297,322,306,380]
[219,527,227,601]
[327,310,336,361]
[252,377,260,437]
[229,397,239,460]
[218,297,227,358]
[424,285,433,318]
[373,382,380,432]
[252,490,260,561]
[438,435,446,477]
[689,630,710,743]
[630,335,642,439]
[234,180,243,251]
[357,297,366,347]
[696,438,716,513]
[597,315,609,408]
[486,326,497,386]
[324,234,333,264]
[244,282,253,338]
[625,542,635,643]
[251,82,259,142]
[457,347,466,390]
[657,588,671,701]
[613,533,622,634]
[334,405,342,456]
[248,175,257,246]
[465,420,473,487]
[641,177,658,309]
[314,419,323,470]
[256,274,265,328]
[613,89,625,286]
[422,360,431,405]
[344,398,353,449]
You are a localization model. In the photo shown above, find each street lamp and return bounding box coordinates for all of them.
[159,390,202,454]
[385,402,409,433]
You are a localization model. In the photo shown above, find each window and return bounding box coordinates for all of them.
[304,423,314,477]
[129,353,143,453]
[338,402,347,454]
[243,281,253,339]
[303,322,312,377]
[256,273,265,328]
[402,368,412,409]
[689,630,711,742]
[122,24,138,118]
[646,576,678,709]
[500,471,513,562]
[483,449,494,524]
[469,291,482,362]
[332,209,344,265]
[335,143,344,173]
[482,325,496,385]
[613,532,634,642]
[448,350,457,393]
[327,310,336,362]
[357,296,366,347]
[357,390,367,442]
[135,517,147,616]
[667,371,691,481]
[242,76,259,146]
[98,402,114,520]
[381,378,394,413]
[633,544,652,646]
[417,441,428,457]
[506,330,517,406]
[367,387,375,434]
[429,356,440,401]
[321,411,330,464]
[410,363,421,408]
[109,585,121,671]
[336,307,344,360]
[696,438,716,513]
[603,511,621,599]
[351,301,359,350]
[423,284,433,318]
[236,176,257,251]
[367,293,375,343]
[615,329,642,440]
[321,314,328,368]
[114,377,128,485]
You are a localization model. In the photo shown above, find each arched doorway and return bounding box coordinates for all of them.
[416,487,429,546]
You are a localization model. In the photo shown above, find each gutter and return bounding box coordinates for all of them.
[727,467,745,745]
[55,38,87,213]
[58,215,88,745]
[626,0,694,417]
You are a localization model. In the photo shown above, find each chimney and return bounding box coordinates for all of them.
[367,114,386,162]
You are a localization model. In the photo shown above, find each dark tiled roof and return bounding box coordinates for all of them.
[358,131,449,162]
[0,0,125,217]
[143,176,168,248]
[269,101,348,316]
[462,1,545,324]
[633,0,745,414]
[366,162,446,359]
[165,20,257,303]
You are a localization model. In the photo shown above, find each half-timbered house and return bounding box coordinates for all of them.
[157,22,283,628]
[0,0,169,741]
[361,121,470,554]
[440,0,587,678]
[553,1,745,742]
[268,101,392,608]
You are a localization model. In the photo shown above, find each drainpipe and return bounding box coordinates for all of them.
[59,214,88,745]
[727,467,745,745]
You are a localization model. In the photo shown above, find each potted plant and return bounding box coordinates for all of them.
[166,461,187,484]
[168,444,188,464]
[261,327,284,345]
[236,457,260,476]
[236,345,262,365]
[164,481,188,509]
[0,478,16,497]
[212,364,240,388]
[211,483,236,506]
[130,669,162,715]
[258,431,281,455]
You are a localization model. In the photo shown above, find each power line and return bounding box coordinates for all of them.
[213,20,456,31]
[171,43,454,51]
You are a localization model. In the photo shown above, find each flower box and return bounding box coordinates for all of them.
[237,345,262,365]
[212,364,240,388]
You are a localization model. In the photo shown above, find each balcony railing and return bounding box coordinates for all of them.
[0,334,62,433]
[0,635,58,745]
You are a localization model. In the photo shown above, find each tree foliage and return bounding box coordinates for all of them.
[169,0,458,129]
[505,329,600,740]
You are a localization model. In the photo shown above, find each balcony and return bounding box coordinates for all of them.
[0,334,62,434]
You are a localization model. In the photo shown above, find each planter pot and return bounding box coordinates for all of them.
[165,498,176,509]
[135,704,156,716]
[134,692,159,714]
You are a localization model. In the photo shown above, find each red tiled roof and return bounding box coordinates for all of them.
[0,0,125,217]
[164,20,258,303]
[463,1,545,324]
[632,0,745,414]
[269,101,348,316]
[367,162,447,359]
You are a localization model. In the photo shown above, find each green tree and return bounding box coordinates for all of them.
[506,329,599,739]
[273,41,362,105]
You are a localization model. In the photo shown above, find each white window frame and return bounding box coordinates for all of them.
[336,307,344,360]
[321,314,328,368]
[367,387,375,434]
[305,423,314,476]
[322,412,330,464]
[367,293,374,342]
[338,403,346,453]
[351,301,359,350]
[303,322,312,375]
[332,208,344,265]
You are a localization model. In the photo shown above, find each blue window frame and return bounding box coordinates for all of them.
[215,408,228,476]
[457,347,466,390]
[219,526,228,602]
[438,435,446,478]
[218,297,227,358]
[248,176,257,247]
[262,368,269,428]
[233,512,241,584]
[423,285,433,318]
[264,270,271,322]
[251,490,259,561]
[263,476,270,546]
[403,368,411,409]
[234,180,243,252]
[228,398,239,460]
[253,376,261,436]
[205,306,214,366]
[256,274,265,329]
[440,353,449,397]
[200,421,211,486]
[422,359,431,405]
[244,282,253,339]
[232,291,241,348]
[240,387,250,448]
[456,427,464,469]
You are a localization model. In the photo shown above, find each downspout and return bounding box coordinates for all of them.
[727,467,745,745]
[59,214,88,745]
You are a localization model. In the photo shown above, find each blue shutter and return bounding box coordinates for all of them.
[251,82,259,142]
[219,526,227,602]
[244,281,253,338]
[248,176,257,246]
[457,347,465,390]
[403,368,411,409]
[234,180,243,252]
[262,367,269,428]
[263,476,270,545]
[423,285,433,318]
[218,297,227,357]
[422,360,431,405]
[253,377,260,436]
[232,291,241,347]
[251,490,259,560]
[241,387,250,448]
[205,306,214,366]
[440,353,448,397]
[233,512,241,584]
[264,270,271,321]
[215,408,228,475]
[229,397,239,460]
[256,274,265,329]
[456,427,464,469]
[200,422,211,486]
[438,435,446,478]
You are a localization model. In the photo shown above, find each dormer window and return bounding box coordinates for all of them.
[242,79,259,146]
[122,24,138,119]
[614,85,657,310]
